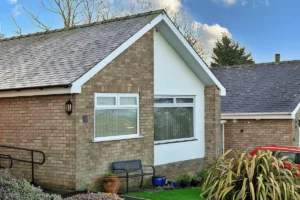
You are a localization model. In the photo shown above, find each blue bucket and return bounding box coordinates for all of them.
[152,176,166,186]
[167,181,178,188]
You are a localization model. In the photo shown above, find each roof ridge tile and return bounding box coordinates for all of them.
[0,9,165,42]
[212,60,300,69]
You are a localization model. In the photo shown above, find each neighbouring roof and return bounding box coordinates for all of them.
[0,11,162,91]
[212,61,300,114]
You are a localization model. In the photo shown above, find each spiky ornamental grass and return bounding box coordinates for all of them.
[201,150,300,200]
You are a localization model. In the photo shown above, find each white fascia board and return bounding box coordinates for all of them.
[0,88,72,98]
[70,14,164,93]
[70,13,226,96]
[291,102,300,118]
[159,15,226,96]
[222,112,293,120]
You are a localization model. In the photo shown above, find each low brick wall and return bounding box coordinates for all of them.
[155,158,204,181]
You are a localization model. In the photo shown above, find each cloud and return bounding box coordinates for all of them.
[212,0,238,6]
[197,23,231,63]
[12,4,22,17]
[8,0,18,4]
[153,0,181,12]
[124,0,181,12]
[212,0,270,7]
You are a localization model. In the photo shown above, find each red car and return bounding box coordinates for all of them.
[250,145,300,170]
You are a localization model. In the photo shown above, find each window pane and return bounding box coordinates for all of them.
[95,109,137,137]
[120,97,137,105]
[154,98,174,104]
[154,107,194,141]
[176,98,194,104]
[97,97,116,105]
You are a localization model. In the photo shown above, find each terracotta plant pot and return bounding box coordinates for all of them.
[103,176,121,194]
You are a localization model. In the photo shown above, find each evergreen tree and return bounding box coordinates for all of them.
[211,34,255,67]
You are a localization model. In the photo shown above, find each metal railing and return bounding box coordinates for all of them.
[0,154,13,169]
[0,145,46,185]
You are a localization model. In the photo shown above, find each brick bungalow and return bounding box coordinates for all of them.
[0,10,226,191]
[212,60,300,154]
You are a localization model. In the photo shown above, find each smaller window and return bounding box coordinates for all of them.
[120,97,137,105]
[97,97,116,106]
[154,98,174,104]
[176,98,194,104]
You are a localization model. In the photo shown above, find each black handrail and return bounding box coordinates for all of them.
[0,145,46,185]
[0,154,13,169]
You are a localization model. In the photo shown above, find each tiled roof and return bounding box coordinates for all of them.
[212,61,300,113]
[0,10,163,91]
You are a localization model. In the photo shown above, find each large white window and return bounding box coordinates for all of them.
[94,93,139,141]
[154,96,195,142]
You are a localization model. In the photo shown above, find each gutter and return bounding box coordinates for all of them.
[0,84,73,98]
[0,84,71,92]
[221,112,293,120]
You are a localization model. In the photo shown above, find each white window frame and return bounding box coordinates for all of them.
[154,96,196,144]
[94,93,140,142]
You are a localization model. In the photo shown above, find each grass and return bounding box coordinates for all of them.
[126,188,204,200]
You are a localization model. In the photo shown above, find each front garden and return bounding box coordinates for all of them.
[0,169,122,200]
[2,149,300,199]
[127,188,204,200]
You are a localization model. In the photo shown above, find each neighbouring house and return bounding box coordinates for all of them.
[212,60,300,154]
[0,10,225,191]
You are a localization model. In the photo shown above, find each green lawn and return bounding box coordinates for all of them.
[126,188,204,200]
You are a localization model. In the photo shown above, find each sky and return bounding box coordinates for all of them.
[0,0,300,63]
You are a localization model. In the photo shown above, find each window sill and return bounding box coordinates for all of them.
[93,135,143,142]
[154,138,198,145]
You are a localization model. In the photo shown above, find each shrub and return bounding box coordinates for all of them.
[0,170,124,200]
[104,173,117,177]
[201,149,300,199]
[175,173,192,188]
[65,193,124,200]
[196,168,209,180]
[0,169,62,200]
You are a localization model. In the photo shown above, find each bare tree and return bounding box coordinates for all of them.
[21,4,52,31]
[12,17,22,36]
[80,0,124,24]
[127,0,205,57]
[16,0,121,32]
[12,0,205,57]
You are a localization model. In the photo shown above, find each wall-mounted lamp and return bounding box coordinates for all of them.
[65,99,72,115]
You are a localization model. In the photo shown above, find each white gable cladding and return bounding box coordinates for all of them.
[154,30,205,166]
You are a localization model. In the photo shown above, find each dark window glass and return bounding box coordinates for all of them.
[154,107,194,141]
[176,98,194,104]
[154,98,174,104]
[276,152,296,163]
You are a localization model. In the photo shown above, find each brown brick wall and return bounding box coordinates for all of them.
[0,95,76,189]
[204,86,222,166]
[74,30,154,191]
[224,119,295,152]
[155,158,204,180]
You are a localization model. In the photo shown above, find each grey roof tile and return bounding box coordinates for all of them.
[0,11,162,91]
[212,61,300,113]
